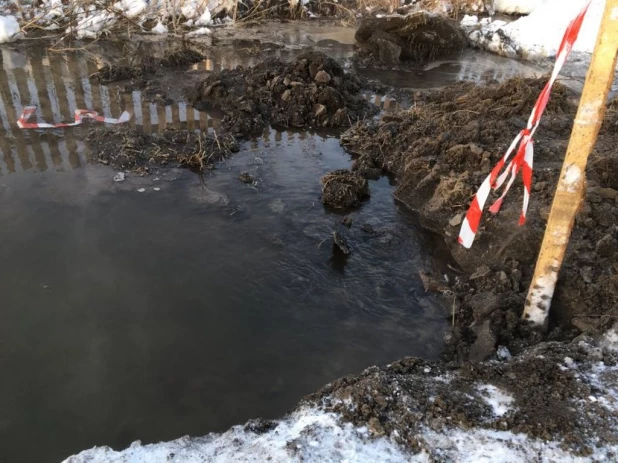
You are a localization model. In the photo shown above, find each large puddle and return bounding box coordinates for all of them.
[0,32,540,463]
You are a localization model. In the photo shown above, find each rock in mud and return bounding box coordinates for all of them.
[320,170,369,209]
[355,12,467,64]
[189,52,378,135]
[332,231,351,255]
[338,77,618,361]
[239,172,254,183]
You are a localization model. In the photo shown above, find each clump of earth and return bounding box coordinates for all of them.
[188,51,379,135]
[320,169,370,209]
[354,12,467,64]
[336,76,618,361]
[87,126,239,175]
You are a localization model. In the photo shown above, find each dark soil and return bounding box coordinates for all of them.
[188,51,378,135]
[320,169,370,209]
[87,126,239,174]
[337,77,618,361]
[92,48,207,84]
[354,12,467,64]
[304,334,618,457]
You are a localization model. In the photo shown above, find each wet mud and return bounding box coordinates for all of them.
[188,51,378,134]
[338,77,618,361]
[354,12,467,65]
[88,126,239,174]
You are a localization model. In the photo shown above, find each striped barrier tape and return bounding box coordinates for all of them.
[17,105,131,129]
[458,0,592,249]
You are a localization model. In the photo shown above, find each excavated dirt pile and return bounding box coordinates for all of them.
[88,126,239,174]
[305,334,618,458]
[339,77,618,361]
[355,12,467,64]
[188,51,378,135]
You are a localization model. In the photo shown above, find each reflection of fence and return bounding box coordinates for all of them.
[0,47,397,176]
[0,49,223,176]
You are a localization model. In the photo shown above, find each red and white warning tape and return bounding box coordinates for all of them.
[17,105,131,129]
[458,0,591,249]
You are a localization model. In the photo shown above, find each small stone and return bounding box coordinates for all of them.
[470,265,491,280]
[498,271,508,283]
[314,103,327,117]
[283,77,291,86]
[281,89,292,102]
[496,345,512,361]
[598,187,617,200]
[580,266,593,283]
[314,70,331,84]
[239,172,254,184]
[360,224,375,234]
[595,234,617,258]
[341,216,353,228]
[449,212,464,227]
[469,320,497,361]
[533,181,547,192]
[290,81,303,87]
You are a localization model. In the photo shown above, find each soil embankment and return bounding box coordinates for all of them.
[337,77,618,361]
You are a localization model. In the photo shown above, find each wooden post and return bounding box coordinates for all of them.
[523,0,618,326]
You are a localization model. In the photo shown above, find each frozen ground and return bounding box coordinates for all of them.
[64,331,618,463]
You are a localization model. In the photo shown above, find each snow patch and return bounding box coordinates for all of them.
[186,26,212,36]
[151,20,168,34]
[493,0,538,15]
[464,0,605,59]
[477,384,515,417]
[0,15,20,43]
[62,407,413,463]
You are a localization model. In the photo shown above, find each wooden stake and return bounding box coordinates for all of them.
[523,0,618,327]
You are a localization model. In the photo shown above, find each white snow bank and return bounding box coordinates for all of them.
[186,26,212,36]
[62,407,413,463]
[0,15,20,43]
[69,11,117,39]
[493,0,538,15]
[464,0,605,59]
[114,0,148,18]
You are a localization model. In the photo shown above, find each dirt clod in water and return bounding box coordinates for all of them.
[355,12,467,64]
[320,169,369,209]
[93,48,206,83]
[189,52,378,135]
[87,127,239,174]
[336,77,618,361]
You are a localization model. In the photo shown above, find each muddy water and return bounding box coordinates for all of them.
[0,36,536,463]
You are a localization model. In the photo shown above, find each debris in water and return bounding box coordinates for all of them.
[137,188,146,193]
[332,231,351,255]
[113,172,126,182]
[239,172,254,184]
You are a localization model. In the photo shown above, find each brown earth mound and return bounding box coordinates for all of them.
[188,51,379,135]
[321,169,370,209]
[338,77,618,361]
[92,48,206,83]
[88,126,239,174]
[355,12,467,64]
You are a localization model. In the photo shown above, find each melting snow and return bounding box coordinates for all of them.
[0,15,20,43]
[477,384,515,417]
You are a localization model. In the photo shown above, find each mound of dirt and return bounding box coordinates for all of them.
[304,333,618,458]
[93,48,206,84]
[87,127,239,174]
[188,51,378,135]
[354,12,467,64]
[338,77,618,360]
[321,169,370,209]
